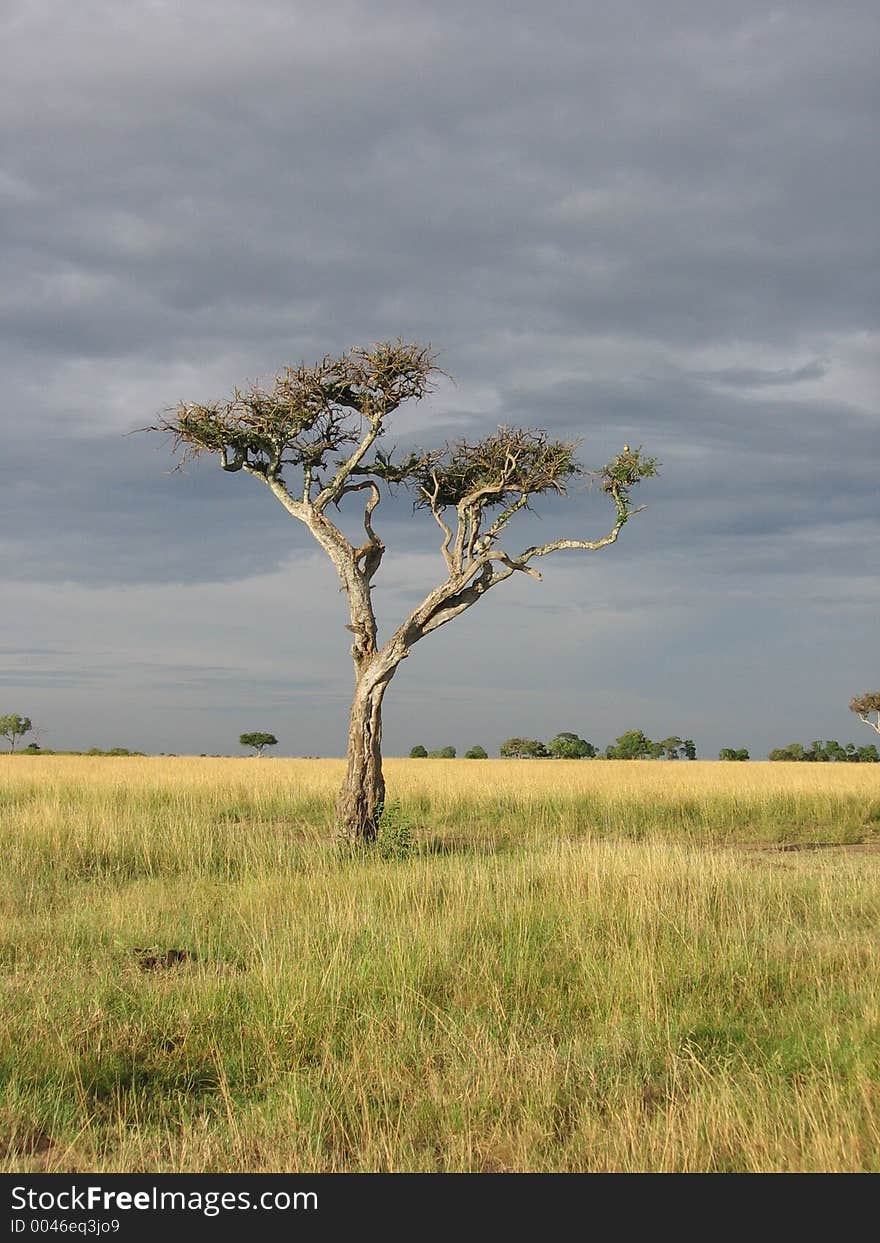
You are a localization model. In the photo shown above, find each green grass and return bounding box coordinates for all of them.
[0,757,878,1171]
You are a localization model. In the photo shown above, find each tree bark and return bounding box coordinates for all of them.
[336,671,393,841]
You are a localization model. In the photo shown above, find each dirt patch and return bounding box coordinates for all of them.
[0,1129,55,1159]
[134,947,196,971]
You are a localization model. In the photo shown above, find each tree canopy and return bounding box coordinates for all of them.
[850,692,880,736]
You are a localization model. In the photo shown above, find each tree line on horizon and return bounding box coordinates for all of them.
[5,692,880,761]
[411,728,880,761]
[410,731,700,759]
[767,740,879,763]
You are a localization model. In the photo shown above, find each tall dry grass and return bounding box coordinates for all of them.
[0,756,878,1171]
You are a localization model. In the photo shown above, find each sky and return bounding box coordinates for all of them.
[2,0,878,759]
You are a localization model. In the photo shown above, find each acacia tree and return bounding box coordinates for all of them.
[150,341,656,842]
[239,731,278,757]
[850,692,880,736]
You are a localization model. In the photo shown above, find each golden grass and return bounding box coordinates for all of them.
[4,754,879,850]
[0,756,878,1172]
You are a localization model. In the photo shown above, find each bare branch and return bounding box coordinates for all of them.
[518,449,657,564]
[313,414,385,513]
[263,472,309,522]
[484,549,543,580]
[518,513,626,564]
[339,480,386,581]
[464,507,480,564]
[484,491,530,541]
[419,561,512,636]
[420,472,456,573]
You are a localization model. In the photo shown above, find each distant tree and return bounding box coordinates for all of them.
[549,731,596,759]
[656,730,691,760]
[719,747,749,761]
[428,745,456,758]
[0,714,32,752]
[150,340,656,843]
[409,744,428,758]
[658,735,683,760]
[850,692,880,736]
[239,731,278,757]
[606,729,653,760]
[464,745,488,759]
[499,737,548,758]
[823,740,848,762]
[769,743,805,761]
[23,742,41,753]
[839,742,879,763]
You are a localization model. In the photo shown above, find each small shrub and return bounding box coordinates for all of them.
[376,799,416,860]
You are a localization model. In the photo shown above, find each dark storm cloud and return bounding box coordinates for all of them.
[4,1,878,368]
[1,0,877,756]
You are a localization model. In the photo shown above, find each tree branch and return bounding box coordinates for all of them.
[420,472,455,573]
[340,480,386,581]
[313,411,390,513]
[418,561,512,636]
[484,491,530,541]
[261,471,309,522]
[517,481,643,567]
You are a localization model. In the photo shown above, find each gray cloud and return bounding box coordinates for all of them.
[1,0,878,759]
[690,360,830,388]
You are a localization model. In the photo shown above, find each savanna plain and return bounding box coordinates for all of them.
[1,756,878,1172]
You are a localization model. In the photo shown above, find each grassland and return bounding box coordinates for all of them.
[1,756,878,1172]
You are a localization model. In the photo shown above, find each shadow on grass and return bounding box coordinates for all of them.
[418,834,514,857]
[77,1053,234,1119]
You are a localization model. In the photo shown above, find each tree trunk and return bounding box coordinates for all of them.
[336,673,392,842]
